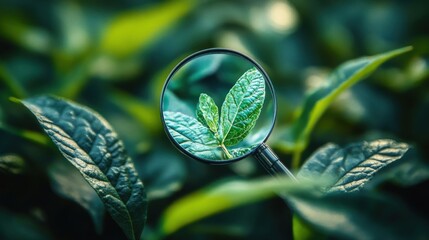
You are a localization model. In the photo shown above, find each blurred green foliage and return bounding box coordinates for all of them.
[1,0,428,239]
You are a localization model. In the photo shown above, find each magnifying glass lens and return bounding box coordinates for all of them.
[161,50,276,163]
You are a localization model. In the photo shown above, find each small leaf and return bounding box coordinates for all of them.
[219,67,265,146]
[48,160,105,234]
[297,139,409,193]
[21,96,147,240]
[164,111,221,160]
[196,93,219,135]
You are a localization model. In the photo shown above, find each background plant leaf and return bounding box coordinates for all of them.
[196,93,219,135]
[219,67,265,146]
[0,154,26,175]
[164,111,220,160]
[21,96,147,240]
[275,47,412,166]
[297,139,409,193]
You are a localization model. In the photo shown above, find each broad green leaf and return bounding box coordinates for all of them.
[164,111,221,160]
[219,67,265,146]
[0,154,26,175]
[196,93,219,134]
[288,192,428,240]
[100,1,194,57]
[161,176,298,235]
[277,47,412,165]
[297,139,409,193]
[21,96,147,240]
[48,160,105,234]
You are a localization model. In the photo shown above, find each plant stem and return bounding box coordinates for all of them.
[220,144,233,159]
[292,149,302,170]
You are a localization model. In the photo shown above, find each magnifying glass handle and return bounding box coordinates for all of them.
[255,143,297,181]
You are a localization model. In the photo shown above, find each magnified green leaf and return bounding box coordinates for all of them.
[230,146,255,158]
[196,93,219,134]
[219,67,265,146]
[297,139,409,193]
[21,96,147,240]
[164,111,220,160]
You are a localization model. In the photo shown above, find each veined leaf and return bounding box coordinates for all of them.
[21,96,147,240]
[196,93,219,135]
[297,139,409,193]
[277,47,412,166]
[219,67,265,146]
[164,111,221,160]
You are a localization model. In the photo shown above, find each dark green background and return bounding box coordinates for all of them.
[1,0,428,239]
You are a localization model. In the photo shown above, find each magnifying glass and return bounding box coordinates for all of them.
[160,49,296,179]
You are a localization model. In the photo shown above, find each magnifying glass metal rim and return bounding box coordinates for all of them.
[160,48,277,165]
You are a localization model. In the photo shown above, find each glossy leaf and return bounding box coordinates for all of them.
[277,47,412,163]
[297,139,409,193]
[48,160,105,234]
[219,67,265,146]
[196,93,219,135]
[21,96,147,240]
[164,111,221,160]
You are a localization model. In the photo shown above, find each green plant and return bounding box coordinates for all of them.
[164,67,265,160]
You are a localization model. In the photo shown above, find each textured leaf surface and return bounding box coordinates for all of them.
[277,47,412,154]
[164,111,221,160]
[297,139,409,193]
[219,67,265,146]
[48,160,105,234]
[230,146,255,158]
[22,96,147,240]
[196,93,219,134]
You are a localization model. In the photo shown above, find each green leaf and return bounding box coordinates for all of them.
[297,139,409,193]
[229,146,255,158]
[277,46,412,166]
[219,67,265,146]
[100,0,194,57]
[21,96,147,240]
[48,160,105,234]
[196,93,219,134]
[160,176,298,235]
[0,154,26,175]
[164,111,221,160]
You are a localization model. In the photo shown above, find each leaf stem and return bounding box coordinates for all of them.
[220,144,233,159]
[292,149,302,170]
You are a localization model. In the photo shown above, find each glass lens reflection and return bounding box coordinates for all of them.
[162,51,275,162]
